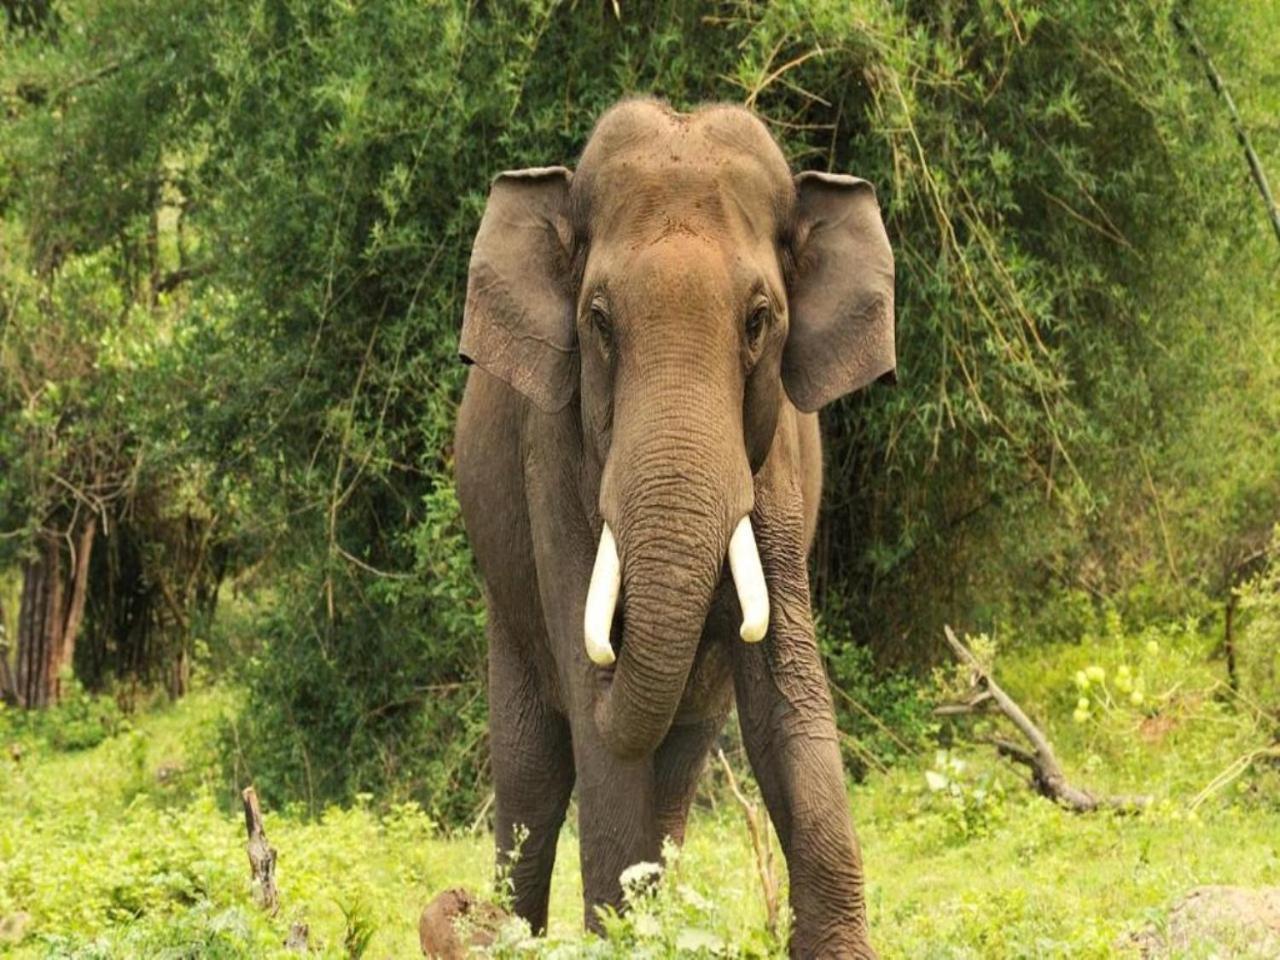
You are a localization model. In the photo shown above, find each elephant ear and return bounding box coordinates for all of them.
[782,171,896,413]
[460,166,577,413]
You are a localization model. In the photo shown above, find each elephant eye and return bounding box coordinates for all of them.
[746,303,770,347]
[589,304,613,352]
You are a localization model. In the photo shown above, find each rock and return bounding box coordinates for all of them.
[419,888,510,959]
[0,911,32,945]
[154,759,185,784]
[1125,885,1280,958]
[284,920,309,952]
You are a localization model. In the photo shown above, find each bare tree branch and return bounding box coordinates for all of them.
[716,748,779,936]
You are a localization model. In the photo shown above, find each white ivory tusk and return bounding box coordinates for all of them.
[729,516,770,642]
[583,523,620,666]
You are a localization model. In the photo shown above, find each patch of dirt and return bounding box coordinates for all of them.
[1138,713,1179,743]
[1124,886,1280,958]
[0,912,32,945]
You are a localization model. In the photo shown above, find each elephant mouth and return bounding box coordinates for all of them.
[596,605,622,679]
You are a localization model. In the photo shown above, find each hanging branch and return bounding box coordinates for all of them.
[1173,10,1280,248]
[939,626,1150,813]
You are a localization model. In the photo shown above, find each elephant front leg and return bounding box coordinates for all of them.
[488,616,575,935]
[524,500,664,931]
[731,518,876,958]
[570,712,662,930]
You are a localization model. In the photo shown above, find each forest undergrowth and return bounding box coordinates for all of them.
[4,581,1278,959]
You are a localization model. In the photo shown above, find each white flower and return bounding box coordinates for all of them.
[619,861,662,890]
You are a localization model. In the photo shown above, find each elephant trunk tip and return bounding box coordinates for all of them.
[593,692,667,762]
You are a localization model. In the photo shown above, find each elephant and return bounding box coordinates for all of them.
[454,97,894,959]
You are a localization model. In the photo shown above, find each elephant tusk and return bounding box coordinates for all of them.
[729,516,770,642]
[583,523,620,666]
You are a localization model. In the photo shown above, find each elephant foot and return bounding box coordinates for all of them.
[789,934,878,960]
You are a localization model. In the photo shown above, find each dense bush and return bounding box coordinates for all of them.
[0,680,125,752]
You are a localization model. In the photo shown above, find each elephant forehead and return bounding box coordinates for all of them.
[585,160,784,249]
[574,101,793,246]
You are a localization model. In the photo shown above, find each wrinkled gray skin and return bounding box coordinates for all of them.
[455,98,894,959]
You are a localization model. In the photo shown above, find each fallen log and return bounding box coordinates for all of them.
[939,626,1150,813]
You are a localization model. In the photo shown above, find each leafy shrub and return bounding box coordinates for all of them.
[1234,527,1280,712]
[0,679,125,752]
[820,613,937,777]
[38,905,265,960]
[586,841,780,959]
[221,582,487,824]
[918,750,1009,842]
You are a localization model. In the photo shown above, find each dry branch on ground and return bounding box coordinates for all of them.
[938,625,1151,813]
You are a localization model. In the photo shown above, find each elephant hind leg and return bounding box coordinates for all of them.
[654,714,727,846]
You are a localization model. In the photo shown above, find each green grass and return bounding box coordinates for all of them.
[2,621,1278,958]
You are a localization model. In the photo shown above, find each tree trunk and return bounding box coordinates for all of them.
[168,644,189,700]
[58,518,97,700]
[0,602,15,705]
[13,518,97,708]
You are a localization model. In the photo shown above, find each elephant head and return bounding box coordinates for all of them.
[460,100,894,760]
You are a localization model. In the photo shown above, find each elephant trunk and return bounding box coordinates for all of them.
[590,413,758,761]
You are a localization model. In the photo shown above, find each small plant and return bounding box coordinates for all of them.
[1071,658,1149,723]
[494,823,529,914]
[337,896,375,959]
[920,750,1008,840]
[590,839,754,957]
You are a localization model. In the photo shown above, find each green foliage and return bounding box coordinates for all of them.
[5,621,1280,957]
[0,680,125,751]
[219,484,488,821]
[819,615,937,775]
[39,905,268,960]
[1235,527,1280,712]
[3,0,1278,825]
[917,750,1010,842]
[585,844,779,958]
